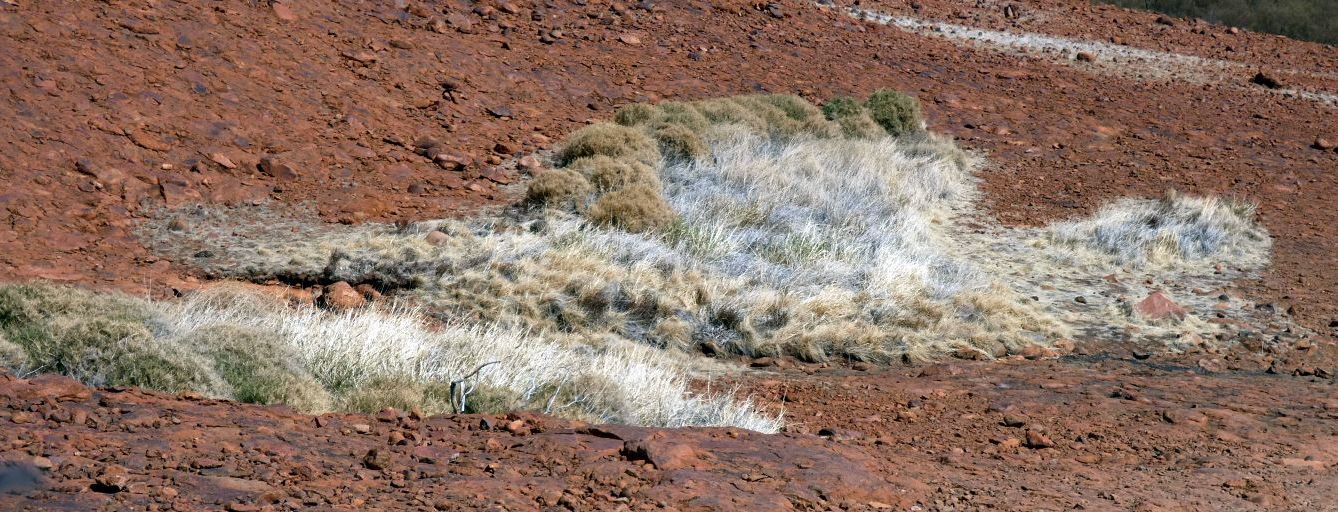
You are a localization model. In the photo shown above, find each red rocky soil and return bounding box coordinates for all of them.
[3,0,1337,510]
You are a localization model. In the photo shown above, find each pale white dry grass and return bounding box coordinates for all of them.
[1040,192,1271,270]
[155,287,780,431]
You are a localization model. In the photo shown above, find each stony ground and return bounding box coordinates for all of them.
[2,0,1337,510]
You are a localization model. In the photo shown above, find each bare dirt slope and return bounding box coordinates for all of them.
[2,0,1337,510]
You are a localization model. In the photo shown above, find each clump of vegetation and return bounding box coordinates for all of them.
[822,96,887,139]
[183,325,332,412]
[588,185,678,233]
[1043,191,1271,269]
[568,156,660,192]
[555,123,661,167]
[0,282,780,431]
[525,168,593,208]
[865,89,924,136]
[652,123,709,162]
[0,332,29,371]
[0,283,222,394]
[614,103,659,127]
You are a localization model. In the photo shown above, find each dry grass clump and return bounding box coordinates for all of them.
[555,123,661,167]
[0,332,29,371]
[568,156,660,192]
[525,168,593,208]
[588,185,678,233]
[865,89,925,136]
[1042,192,1271,269]
[651,123,710,162]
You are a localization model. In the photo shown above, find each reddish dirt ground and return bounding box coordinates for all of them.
[2,0,1337,510]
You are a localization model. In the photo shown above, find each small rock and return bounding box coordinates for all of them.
[1134,291,1187,321]
[388,39,414,50]
[1024,430,1054,448]
[1197,358,1225,373]
[1016,344,1049,360]
[209,152,238,169]
[94,465,130,493]
[271,2,297,21]
[425,230,449,246]
[322,282,364,310]
[617,33,641,45]
[30,457,53,471]
[486,105,514,118]
[505,419,529,435]
[621,439,699,471]
[1074,52,1096,62]
[1073,295,1087,304]
[995,437,1022,449]
[1002,414,1027,428]
[1250,72,1282,89]
[341,50,378,64]
[1314,138,1336,150]
[518,154,542,171]
[352,423,372,434]
[434,152,472,171]
[750,357,777,368]
[362,449,391,470]
[851,362,873,372]
[258,156,299,180]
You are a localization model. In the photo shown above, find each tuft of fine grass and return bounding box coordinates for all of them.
[651,123,710,162]
[555,123,661,167]
[0,331,28,371]
[568,156,661,193]
[865,89,925,136]
[588,184,678,233]
[525,168,594,208]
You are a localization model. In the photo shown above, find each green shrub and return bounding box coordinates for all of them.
[526,168,594,208]
[567,156,660,192]
[185,325,332,412]
[821,96,864,120]
[555,123,661,167]
[652,123,709,162]
[588,184,678,233]
[865,89,924,136]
